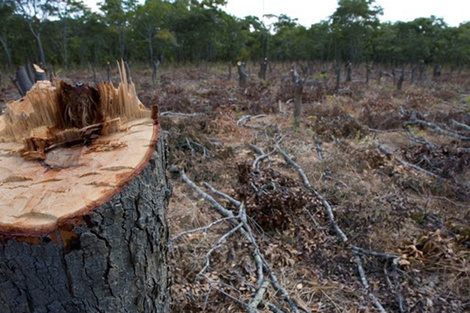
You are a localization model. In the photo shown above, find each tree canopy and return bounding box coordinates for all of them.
[0,0,469,69]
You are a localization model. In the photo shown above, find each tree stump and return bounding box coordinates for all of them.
[0,64,171,313]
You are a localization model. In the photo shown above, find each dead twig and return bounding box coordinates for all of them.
[171,216,238,242]
[277,144,348,242]
[160,111,207,118]
[375,142,445,181]
[405,119,470,141]
[276,144,402,313]
[451,119,470,132]
[248,280,270,313]
[237,114,267,126]
[179,168,303,313]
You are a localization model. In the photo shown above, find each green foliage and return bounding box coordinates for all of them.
[0,0,469,68]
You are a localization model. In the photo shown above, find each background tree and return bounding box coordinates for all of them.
[0,0,16,70]
[330,0,382,63]
[14,0,60,66]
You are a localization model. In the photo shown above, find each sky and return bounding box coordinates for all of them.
[223,0,470,27]
[84,0,470,27]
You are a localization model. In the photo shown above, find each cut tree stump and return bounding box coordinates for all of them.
[0,63,171,313]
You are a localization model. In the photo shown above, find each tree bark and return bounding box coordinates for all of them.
[237,61,247,88]
[0,36,13,71]
[0,135,170,313]
[291,65,303,129]
[15,66,33,96]
[0,63,171,312]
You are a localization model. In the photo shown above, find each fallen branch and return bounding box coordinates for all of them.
[171,216,238,242]
[277,145,348,242]
[198,223,244,276]
[248,280,270,313]
[248,144,271,169]
[237,114,267,126]
[160,111,207,118]
[276,144,405,313]
[405,119,470,141]
[451,119,470,132]
[405,129,435,149]
[375,142,445,181]
[186,138,211,158]
[178,168,303,313]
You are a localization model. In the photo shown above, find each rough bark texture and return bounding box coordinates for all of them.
[0,135,171,313]
[15,66,33,96]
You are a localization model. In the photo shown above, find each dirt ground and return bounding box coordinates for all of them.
[1,63,469,312]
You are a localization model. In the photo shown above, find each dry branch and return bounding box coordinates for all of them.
[406,119,470,141]
[171,216,237,242]
[160,111,207,118]
[375,142,445,181]
[451,119,470,132]
[277,145,348,242]
[178,169,303,313]
[276,144,405,312]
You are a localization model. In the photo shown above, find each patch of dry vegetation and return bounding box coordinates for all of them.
[2,63,468,312]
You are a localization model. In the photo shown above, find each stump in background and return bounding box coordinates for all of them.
[0,62,171,313]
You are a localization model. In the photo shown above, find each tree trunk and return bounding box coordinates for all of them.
[365,64,371,85]
[334,60,340,91]
[397,68,405,91]
[291,65,303,129]
[0,63,171,313]
[237,61,247,88]
[0,37,13,71]
[147,31,154,66]
[152,60,160,85]
[35,32,47,67]
[62,21,69,70]
[15,66,33,96]
[345,60,352,82]
[258,58,268,80]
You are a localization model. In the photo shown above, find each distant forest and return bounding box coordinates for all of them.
[1,0,469,70]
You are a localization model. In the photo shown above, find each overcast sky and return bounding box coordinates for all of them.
[84,0,469,27]
[223,0,469,27]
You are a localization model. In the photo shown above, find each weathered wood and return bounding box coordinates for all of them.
[397,68,405,90]
[152,60,160,84]
[237,61,247,88]
[258,58,268,80]
[15,66,33,96]
[291,65,303,128]
[33,64,46,81]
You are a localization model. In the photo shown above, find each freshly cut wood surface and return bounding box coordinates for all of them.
[0,118,157,235]
[0,63,157,236]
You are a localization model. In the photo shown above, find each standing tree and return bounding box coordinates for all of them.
[291,65,304,128]
[132,0,171,66]
[56,0,85,70]
[0,0,15,70]
[330,0,382,63]
[14,0,59,66]
[100,0,137,60]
